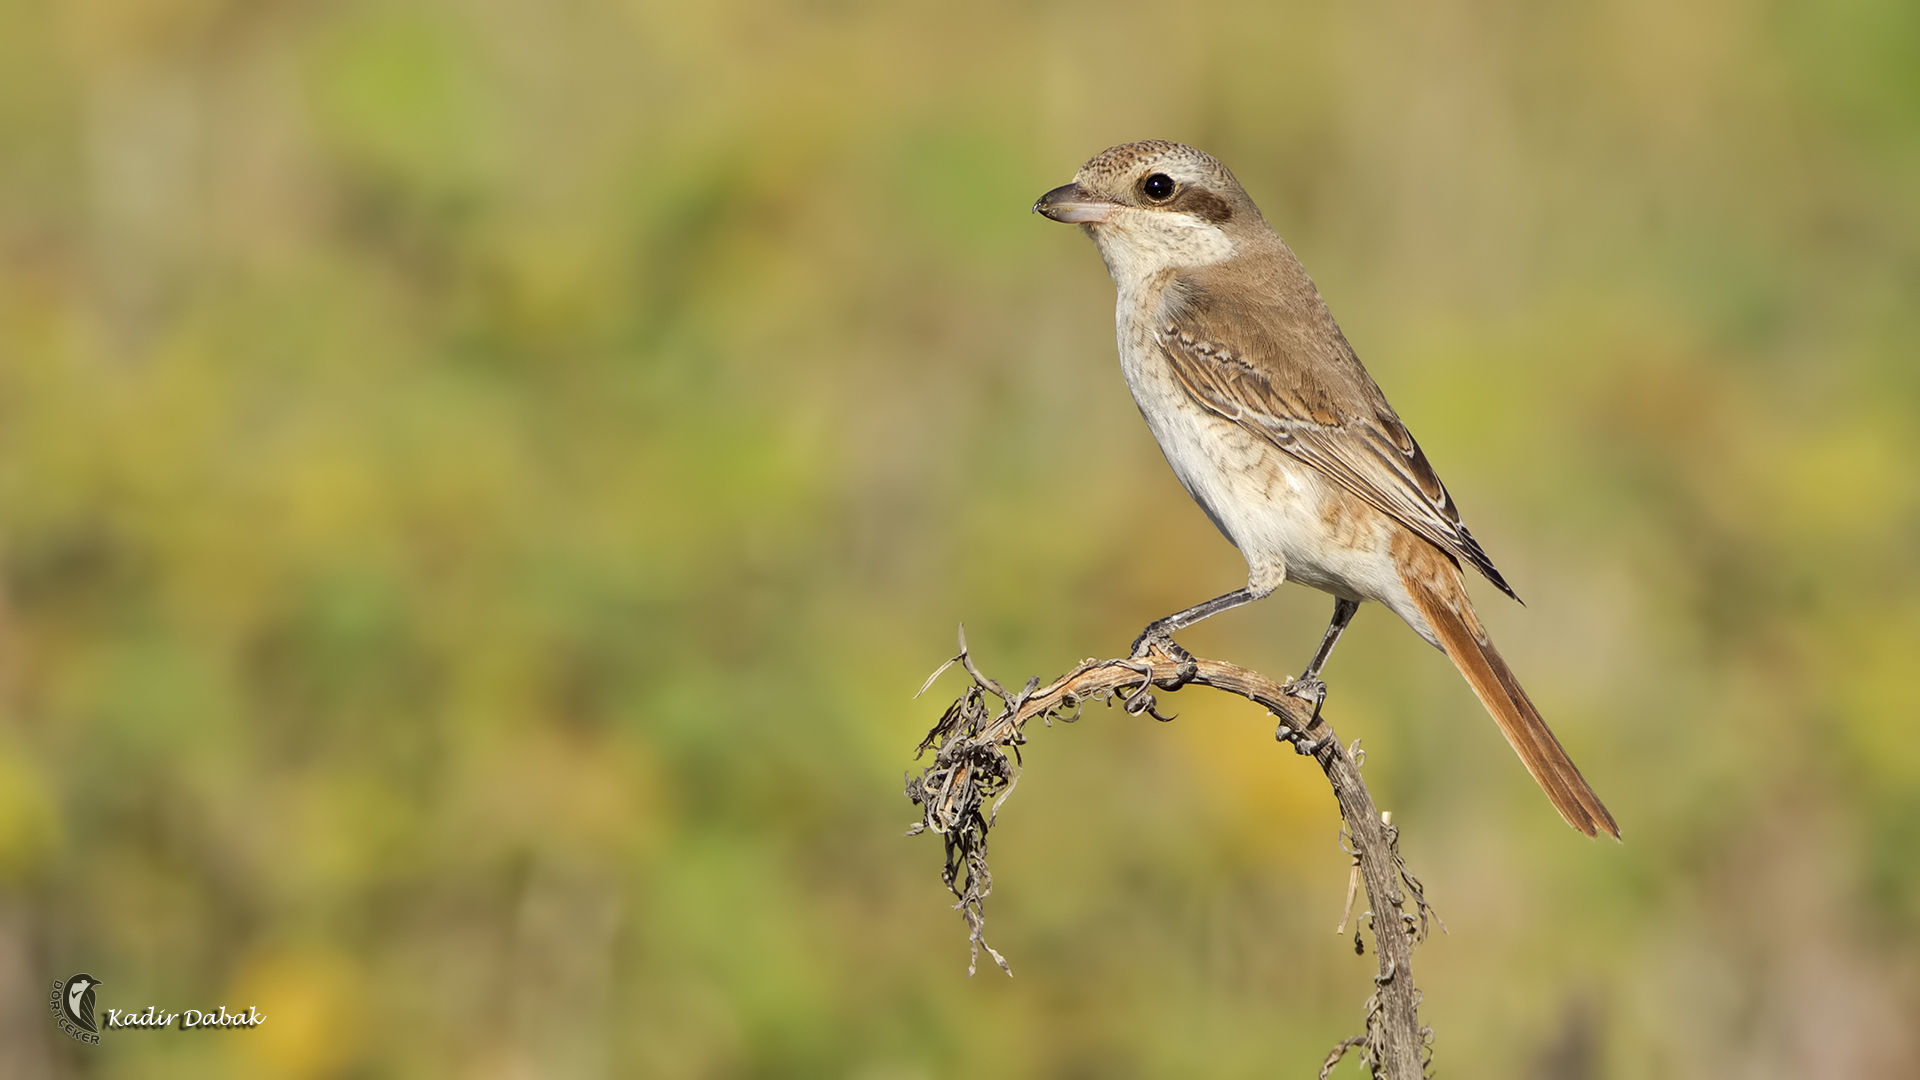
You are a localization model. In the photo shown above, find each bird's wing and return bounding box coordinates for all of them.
[1155,285,1517,599]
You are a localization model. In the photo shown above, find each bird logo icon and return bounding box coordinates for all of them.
[61,973,101,1035]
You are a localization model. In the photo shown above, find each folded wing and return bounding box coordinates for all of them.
[1154,282,1517,600]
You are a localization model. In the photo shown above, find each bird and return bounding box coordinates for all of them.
[1033,140,1616,838]
[63,973,101,1033]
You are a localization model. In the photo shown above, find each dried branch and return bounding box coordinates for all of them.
[906,630,1438,1078]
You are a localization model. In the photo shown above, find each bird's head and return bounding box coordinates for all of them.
[1033,141,1267,287]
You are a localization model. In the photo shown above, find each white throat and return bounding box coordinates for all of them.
[1089,210,1236,294]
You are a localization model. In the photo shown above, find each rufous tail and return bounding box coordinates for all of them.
[1397,544,1619,838]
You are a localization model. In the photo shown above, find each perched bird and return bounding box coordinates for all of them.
[1034,140,1616,837]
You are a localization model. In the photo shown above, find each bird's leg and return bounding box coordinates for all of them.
[1285,597,1360,723]
[1129,588,1259,661]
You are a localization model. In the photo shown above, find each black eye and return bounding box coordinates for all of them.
[1141,173,1176,202]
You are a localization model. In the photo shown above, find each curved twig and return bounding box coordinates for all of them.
[907,634,1434,1077]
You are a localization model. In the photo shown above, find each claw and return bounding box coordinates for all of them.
[1117,674,1176,721]
[1122,687,1175,721]
[1284,674,1329,724]
[1124,630,1200,693]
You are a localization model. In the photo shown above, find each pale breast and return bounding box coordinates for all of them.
[1115,298,1409,607]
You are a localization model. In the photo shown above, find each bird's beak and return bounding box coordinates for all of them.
[1033,183,1120,224]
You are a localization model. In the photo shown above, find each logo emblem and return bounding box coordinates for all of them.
[52,973,102,1044]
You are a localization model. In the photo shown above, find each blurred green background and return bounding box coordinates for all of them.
[2,0,1918,1076]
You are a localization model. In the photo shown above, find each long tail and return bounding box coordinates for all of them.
[1395,540,1619,838]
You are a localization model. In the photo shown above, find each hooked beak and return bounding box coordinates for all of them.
[1033,183,1120,224]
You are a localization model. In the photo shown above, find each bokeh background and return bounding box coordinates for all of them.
[2,0,1918,1076]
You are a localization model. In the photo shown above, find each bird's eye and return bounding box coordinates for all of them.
[1141,173,1176,202]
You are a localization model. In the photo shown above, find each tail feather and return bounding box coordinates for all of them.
[1396,544,1619,839]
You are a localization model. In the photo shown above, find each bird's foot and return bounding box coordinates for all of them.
[1128,621,1175,659]
[1274,714,1335,757]
[1274,668,1336,745]
[1130,624,1197,677]
[1284,674,1328,711]
[1123,625,1199,710]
